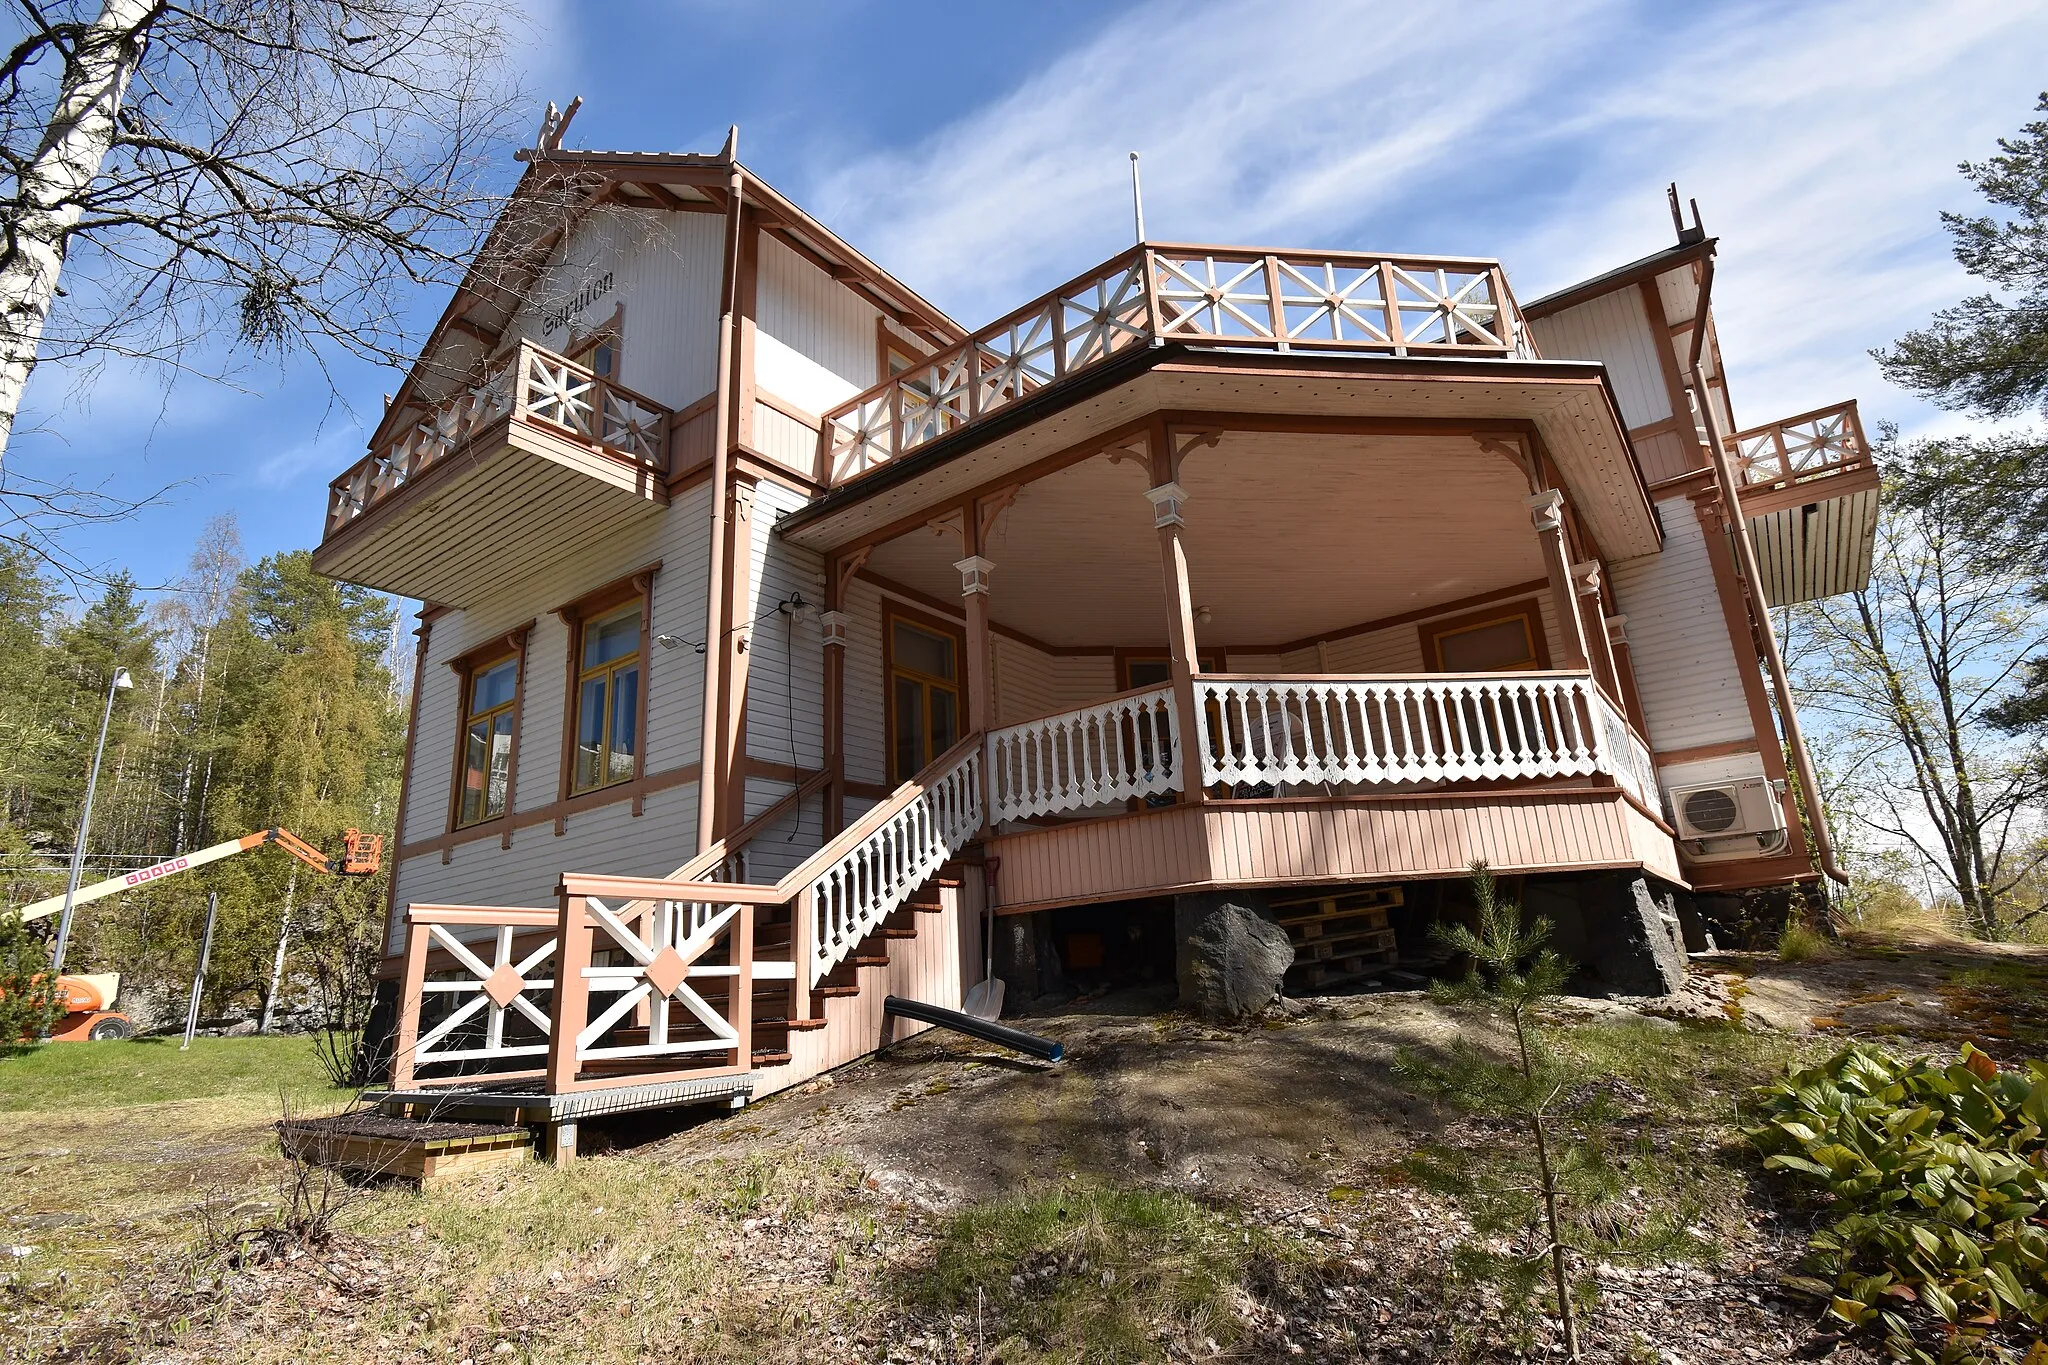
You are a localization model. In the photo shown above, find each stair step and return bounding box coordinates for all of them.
[816,984,859,999]
[784,1017,828,1032]
[849,953,888,968]
[881,926,917,939]
[752,1050,792,1066]
[907,899,943,914]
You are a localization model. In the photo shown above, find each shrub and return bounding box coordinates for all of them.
[0,908,65,1041]
[1778,920,1837,963]
[1746,1042,2048,1359]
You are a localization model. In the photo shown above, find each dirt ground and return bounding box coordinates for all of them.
[10,933,2048,1363]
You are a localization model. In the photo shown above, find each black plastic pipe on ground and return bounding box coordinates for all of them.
[882,995,1065,1063]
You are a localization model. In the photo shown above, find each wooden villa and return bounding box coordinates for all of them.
[314,123,1877,1155]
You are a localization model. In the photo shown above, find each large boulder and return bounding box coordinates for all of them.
[1581,871,1688,996]
[1174,893,1294,1021]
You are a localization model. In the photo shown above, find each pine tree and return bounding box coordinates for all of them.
[1428,863,1583,1359]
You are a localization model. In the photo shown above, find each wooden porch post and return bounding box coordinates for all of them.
[716,479,758,840]
[1147,474,1208,804]
[956,555,995,735]
[819,601,848,839]
[1524,490,1590,671]
[1573,560,1622,702]
[546,892,595,1099]
[388,915,430,1090]
[1606,614,1648,733]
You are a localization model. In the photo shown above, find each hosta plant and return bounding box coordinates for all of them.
[1746,1042,2048,1361]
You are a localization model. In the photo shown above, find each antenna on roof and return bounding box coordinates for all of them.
[1129,151,1146,243]
[1667,182,1705,246]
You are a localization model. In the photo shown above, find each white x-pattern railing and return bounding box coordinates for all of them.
[325,341,672,535]
[988,685,1181,822]
[1729,400,1869,487]
[821,244,1533,485]
[575,894,792,1064]
[393,906,560,1085]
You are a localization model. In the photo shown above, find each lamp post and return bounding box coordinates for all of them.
[51,666,133,974]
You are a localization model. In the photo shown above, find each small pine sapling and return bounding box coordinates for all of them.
[1430,861,1583,1360]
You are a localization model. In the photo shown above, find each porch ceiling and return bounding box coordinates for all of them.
[778,348,1661,564]
[862,430,1547,650]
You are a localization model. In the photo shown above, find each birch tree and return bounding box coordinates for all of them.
[0,0,530,465]
[1783,438,2048,938]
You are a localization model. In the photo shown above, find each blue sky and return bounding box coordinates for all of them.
[12,0,2048,606]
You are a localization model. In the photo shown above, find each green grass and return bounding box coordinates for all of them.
[1777,921,1836,963]
[907,1181,1308,1363]
[0,1034,337,1112]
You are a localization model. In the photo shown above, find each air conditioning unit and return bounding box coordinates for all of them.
[1668,777,1787,857]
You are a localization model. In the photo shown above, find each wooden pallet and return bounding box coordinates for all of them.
[277,1114,532,1184]
[1270,886,1401,990]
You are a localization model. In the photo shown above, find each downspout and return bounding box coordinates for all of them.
[696,130,744,854]
[1687,266,1849,886]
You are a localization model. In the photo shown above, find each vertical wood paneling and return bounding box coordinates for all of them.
[842,579,889,786]
[1608,495,1759,754]
[991,636,1116,724]
[753,236,882,415]
[1526,289,1673,431]
[744,481,826,776]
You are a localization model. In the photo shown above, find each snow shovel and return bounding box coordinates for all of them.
[962,860,1005,1022]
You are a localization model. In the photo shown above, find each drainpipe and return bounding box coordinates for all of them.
[696,129,744,853]
[1687,270,1849,885]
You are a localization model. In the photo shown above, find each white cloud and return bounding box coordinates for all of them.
[806,0,2048,437]
[255,422,364,491]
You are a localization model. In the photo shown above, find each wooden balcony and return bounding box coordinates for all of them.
[313,342,672,606]
[819,243,1536,486]
[1726,400,1880,606]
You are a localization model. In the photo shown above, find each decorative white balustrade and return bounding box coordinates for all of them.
[1592,692,1659,813]
[1195,674,1614,791]
[575,894,791,1066]
[807,740,982,986]
[822,244,1534,484]
[1729,400,1869,486]
[325,341,672,535]
[987,686,1181,822]
[392,906,560,1087]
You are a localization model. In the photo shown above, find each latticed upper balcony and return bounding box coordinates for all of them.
[817,243,1537,487]
[313,342,672,607]
[1725,399,1880,606]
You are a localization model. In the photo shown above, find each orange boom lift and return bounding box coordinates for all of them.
[13,828,383,1040]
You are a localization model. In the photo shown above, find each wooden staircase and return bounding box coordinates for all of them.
[746,874,963,1098]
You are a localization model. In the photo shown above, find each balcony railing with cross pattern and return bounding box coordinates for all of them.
[820,242,1536,486]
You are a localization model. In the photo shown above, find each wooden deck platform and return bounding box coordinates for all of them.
[277,1112,532,1183]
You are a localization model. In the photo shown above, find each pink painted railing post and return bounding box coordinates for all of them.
[546,892,595,1096]
[388,914,431,1091]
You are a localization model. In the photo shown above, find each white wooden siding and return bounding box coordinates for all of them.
[391,783,697,939]
[1315,593,1562,673]
[1608,495,1762,754]
[753,235,881,415]
[744,482,826,774]
[991,636,1115,725]
[1526,288,1672,431]
[737,777,826,883]
[841,578,891,788]
[509,208,724,410]
[752,401,820,476]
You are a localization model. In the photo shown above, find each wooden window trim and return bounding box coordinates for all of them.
[1419,598,1551,673]
[1114,647,1225,689]
[444,624,532,843]
[882,603,967,785]
[876,316,929,385]
[551,561,661,828]
[563,302,625,378]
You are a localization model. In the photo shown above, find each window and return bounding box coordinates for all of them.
[887,613,961,783]
[573,602,642,792]
[457,655,519,825]
[1425,605,1546,673]
[568,332,615,379]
